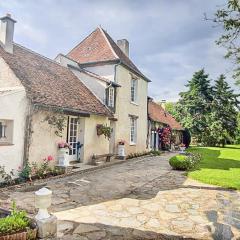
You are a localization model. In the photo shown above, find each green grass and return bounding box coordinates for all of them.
[187,145,240,190]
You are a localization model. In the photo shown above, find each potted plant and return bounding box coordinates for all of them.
[57,141,71,167]
[117,140,126,160]
[96,124,112,140]
[179,143,186,154]
[0,202,37,240]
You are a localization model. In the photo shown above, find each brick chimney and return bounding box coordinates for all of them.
[117,39,129,57]
[0,14,16,53]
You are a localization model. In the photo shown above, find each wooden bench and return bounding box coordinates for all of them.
[92,153,115,165]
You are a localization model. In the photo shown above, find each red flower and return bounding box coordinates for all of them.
[47,155,54,161]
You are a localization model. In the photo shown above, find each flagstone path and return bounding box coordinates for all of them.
[1,153,240,239]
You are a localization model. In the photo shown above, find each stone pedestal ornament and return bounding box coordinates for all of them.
[35,187,57,238]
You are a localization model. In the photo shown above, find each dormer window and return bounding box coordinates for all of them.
[108,86,115,108]
[131,78,138,103]
[106,86,115,110]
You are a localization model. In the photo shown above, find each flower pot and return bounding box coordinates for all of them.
[0,231,27,240]
[58,148,69,166]
[179,146,186,154]
[118,144,125,160]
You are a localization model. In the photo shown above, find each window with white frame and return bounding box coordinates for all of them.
[131,78,137,103]
[0,120,13,144]
[108,87,115,108]
[130,116,137,144]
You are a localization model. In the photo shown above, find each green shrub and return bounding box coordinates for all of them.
[0,202,29,235]
[169,153,201,170]
[149,150,162,156]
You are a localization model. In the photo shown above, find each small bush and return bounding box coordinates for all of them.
[149,150,162,156]
[169,153,201,170]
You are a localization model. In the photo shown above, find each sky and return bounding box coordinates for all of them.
[0,0,238,101]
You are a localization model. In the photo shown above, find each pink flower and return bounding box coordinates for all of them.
[47,155,54,161]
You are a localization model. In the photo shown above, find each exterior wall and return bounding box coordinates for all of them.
[28,110,66,166]
[0,90,28,175]
[0,57,29,175]
[114,65,148,155]
[85,64,115,81]
[28,110,110,165]
[83,115,110,163]
[0,57,22,88]
[71,69,107,104]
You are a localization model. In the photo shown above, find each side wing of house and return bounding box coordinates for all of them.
[0,57,29,174]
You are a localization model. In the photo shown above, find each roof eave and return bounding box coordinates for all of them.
[33,103,112,118]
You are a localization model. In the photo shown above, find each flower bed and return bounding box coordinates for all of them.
[0,156,65,188]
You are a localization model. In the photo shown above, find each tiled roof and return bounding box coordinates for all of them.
[148,101,183,130]
[67,27,150,81]
[0,44,112,117]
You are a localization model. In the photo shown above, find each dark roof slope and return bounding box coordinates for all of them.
[67,27,150,81]
[148,101,183,130]
[0,44,112,116]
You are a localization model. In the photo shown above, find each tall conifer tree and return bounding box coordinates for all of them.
[176,69,213,143]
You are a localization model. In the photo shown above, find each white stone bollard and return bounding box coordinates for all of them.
[35,187,52,220]
[35,187,57,239]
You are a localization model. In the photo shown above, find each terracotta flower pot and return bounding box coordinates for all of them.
[0,231,27,240]
[0,228,37,240]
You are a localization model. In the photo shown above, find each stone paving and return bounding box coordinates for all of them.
[0,153,240,239]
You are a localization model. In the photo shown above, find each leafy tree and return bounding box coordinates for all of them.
[176,69,213,143]
[207,74,240,146]
[164,102,178,118]
[208,0,240,83]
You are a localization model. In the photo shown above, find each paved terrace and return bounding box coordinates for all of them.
[0,153,240,239]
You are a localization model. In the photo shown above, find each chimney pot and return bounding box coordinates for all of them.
[0,13,16,53]
[117,39,129,57]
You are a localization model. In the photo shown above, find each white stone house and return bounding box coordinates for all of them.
[0,15,150,174]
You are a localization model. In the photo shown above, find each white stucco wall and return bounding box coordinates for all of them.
[0,90,29,174]
[71,69,107,104]
[0,57,29,175]
[85,64,115,81]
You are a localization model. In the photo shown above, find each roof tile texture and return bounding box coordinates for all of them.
[67,27,147,80]
[0,44,112,116]
[148,101,183,130]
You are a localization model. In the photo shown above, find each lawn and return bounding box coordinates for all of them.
[187,145,240,190]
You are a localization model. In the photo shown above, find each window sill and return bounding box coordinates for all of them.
[0,142,14,146]
[129,143,136,146]
[130,101,139,106]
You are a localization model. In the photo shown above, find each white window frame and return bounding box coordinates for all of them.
[131,78,138,103]
[0,119,13,144]
[108,86,115,108]
[68,117,79,160]
[130,116,137,145]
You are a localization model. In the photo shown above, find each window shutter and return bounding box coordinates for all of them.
[105,88,109,106]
